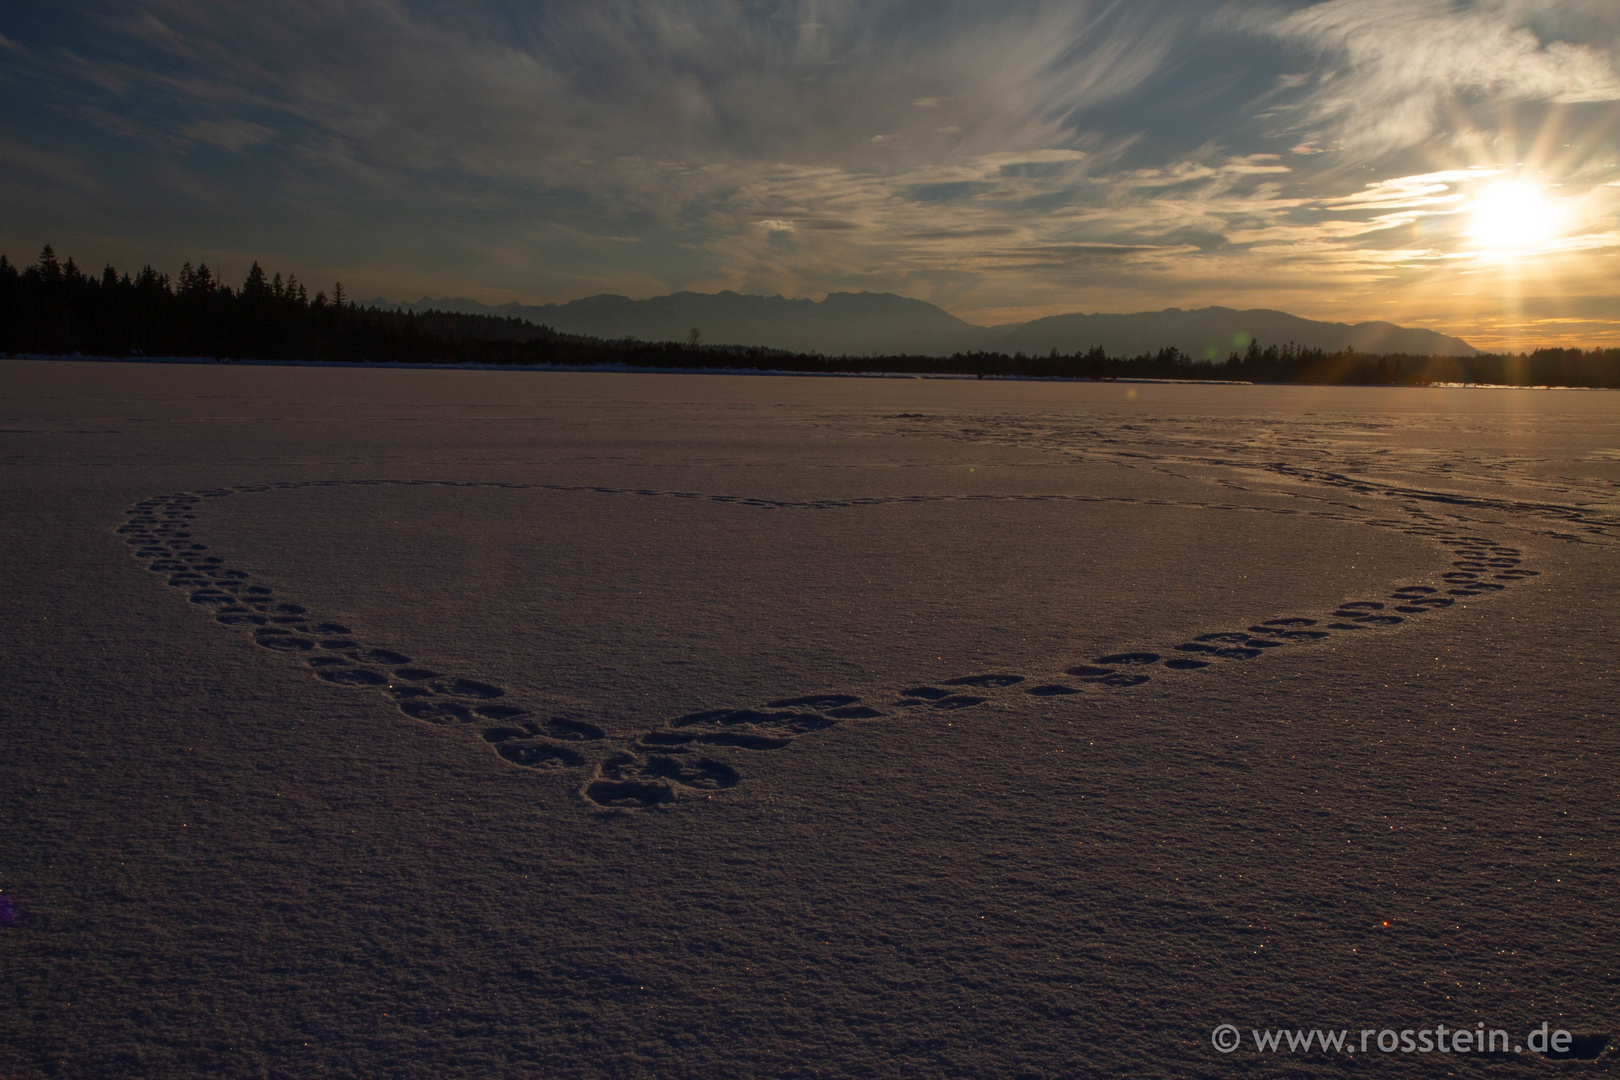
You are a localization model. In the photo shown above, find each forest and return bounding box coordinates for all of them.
[5,246,1619,388]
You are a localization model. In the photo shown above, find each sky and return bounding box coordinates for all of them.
[2,1,1618,348]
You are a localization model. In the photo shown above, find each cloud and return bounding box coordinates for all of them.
[902,227,1019,240]
[904,180,997,203]
[1323,170,1478,210]
[181,119,275,152]
[0,139,103,192]
[1224,154,1290,174]
[46,1,1177,193]
[1261,0,1620,153]
[2,1,1617,342]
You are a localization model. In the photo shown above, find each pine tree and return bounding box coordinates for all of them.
[243,261,270,297]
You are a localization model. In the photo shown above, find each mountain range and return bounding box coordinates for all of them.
[371,291,1478,358]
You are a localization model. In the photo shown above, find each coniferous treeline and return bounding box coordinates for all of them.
[4,245,1619,387]
[0,245,551,362]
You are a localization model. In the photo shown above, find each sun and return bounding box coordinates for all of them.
[1466,180,1564,253]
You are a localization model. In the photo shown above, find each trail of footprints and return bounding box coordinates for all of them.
[119,486,1537,811]
[118,488,605,778]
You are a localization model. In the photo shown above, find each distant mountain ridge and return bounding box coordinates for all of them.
[372,291,1477,358]
[998,307,1477,359]
[377,290,991,357]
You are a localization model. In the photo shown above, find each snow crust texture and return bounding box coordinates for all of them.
[118,482,1543,812]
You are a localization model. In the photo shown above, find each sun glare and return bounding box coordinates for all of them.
[1466,180,1564,253]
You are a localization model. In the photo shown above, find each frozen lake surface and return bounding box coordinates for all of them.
[2,360,1616,1076]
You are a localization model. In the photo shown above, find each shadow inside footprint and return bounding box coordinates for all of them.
[317,667,388,687]
[767,694,858,709]
[1068,666,1150,686]
[672,709,833,736]
[1027,684,1080,696]
[1254,628,1330,641]
[399,700,474,724]
[640,755,740,790]
[584,778,673,809]
[431,678,505,700]
[638,729,695,745]
[1546,1033,1612,1061]
[389,685,433,699]
[481,727,530,743]
[544,718,606,741]
[1101,673,1149,687]
[498,741,585,769]
[1095,653,1160,666]
[256,634,314,652]
[943,674,1026,688]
